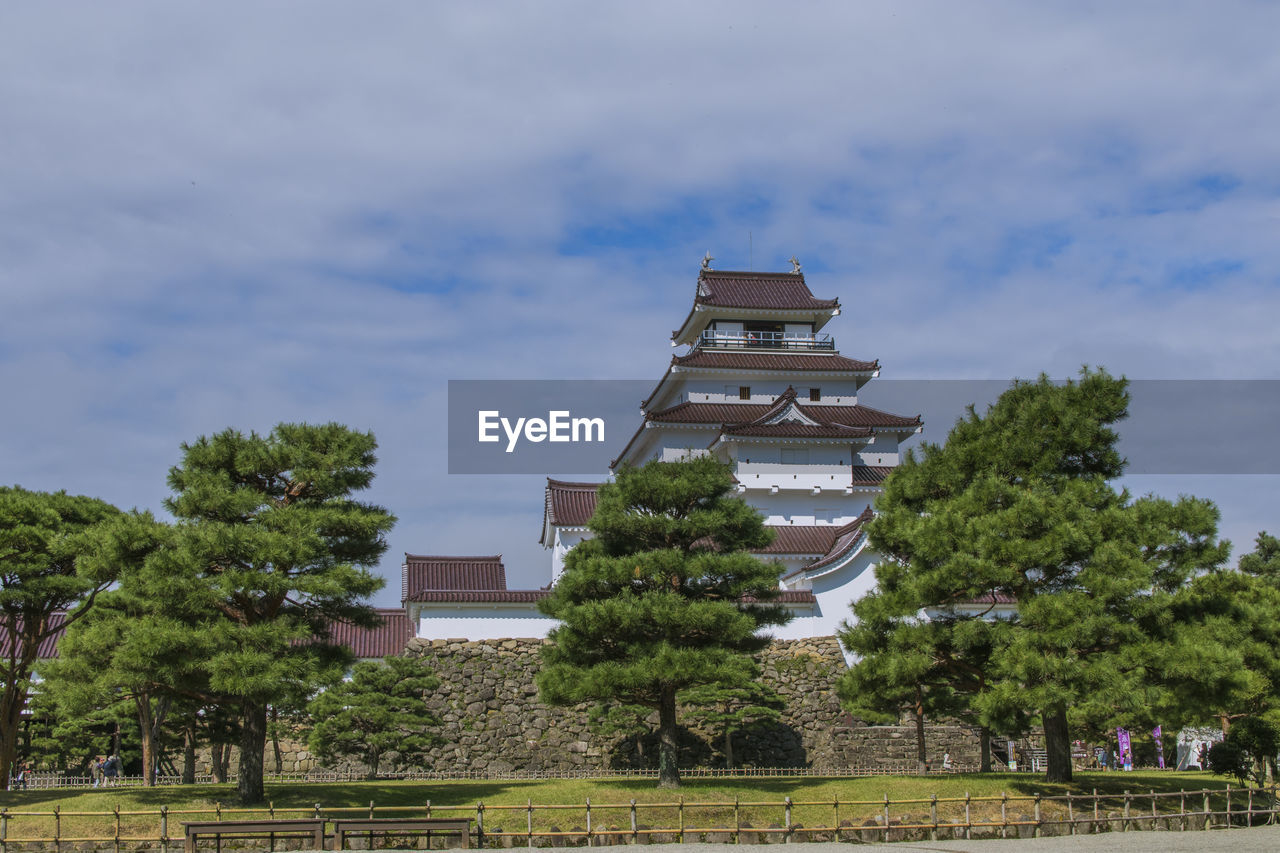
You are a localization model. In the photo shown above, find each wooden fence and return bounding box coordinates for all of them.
[0,787,1275,848]
[14,764,975,790]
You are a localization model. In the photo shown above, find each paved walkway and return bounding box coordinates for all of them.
[567,824,1280,852]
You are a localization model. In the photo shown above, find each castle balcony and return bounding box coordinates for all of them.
[696,329,835,351]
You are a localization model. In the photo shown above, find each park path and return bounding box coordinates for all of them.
[560,824,1280,852]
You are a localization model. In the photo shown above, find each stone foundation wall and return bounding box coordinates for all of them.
[207,636,982,775]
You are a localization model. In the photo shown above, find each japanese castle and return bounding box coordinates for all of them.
[405,260,923,641]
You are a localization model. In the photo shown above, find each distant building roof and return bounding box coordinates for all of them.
[402,554,507,600]
[0,612,68,660]
[695,270,839,311]
[322,609,415,659]
[6,609,414,661]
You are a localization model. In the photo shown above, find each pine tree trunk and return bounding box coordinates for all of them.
[1043,705,1072,783]
[182,723,197,785]
[913,688,928,774]
[724,728,734,770]
[210,742,226,783]
[270,708,284,774]
[979,727,992,773]
[657,688,681,789]
[0,679,26,790]
[368,750,380,781]
[238,699,268,803]
[136,695,156,787]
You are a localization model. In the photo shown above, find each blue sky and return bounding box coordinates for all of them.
[2,2,1278,603]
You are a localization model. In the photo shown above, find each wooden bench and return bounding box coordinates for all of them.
[183,818,326,853]
[331,817,473,850]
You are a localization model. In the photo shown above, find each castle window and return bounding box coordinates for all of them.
[739,386,751,400]
[809,387,821,402]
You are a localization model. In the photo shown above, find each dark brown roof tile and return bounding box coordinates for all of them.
[696,271,838,311]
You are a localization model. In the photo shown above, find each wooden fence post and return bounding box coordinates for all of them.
[528,799,534,849]
[160,805,168,847]
[477,801,485,847]
[1123,790,1130,831]
[785,795,793,843]
[882,794,889,843]
[964,792,971,840]
[1204,789,1211,831]
[1066,791,1074,835]
[584,797,591,847]
[1001,791,1008,839]
[1033,793,1041,838]
[930,795,937,842]
[1226,785,1232,827]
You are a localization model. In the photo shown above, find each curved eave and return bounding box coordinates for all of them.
[612,421,720,470]
[784,531,871,582]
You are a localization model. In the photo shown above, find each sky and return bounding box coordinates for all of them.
[2,2,1278,606]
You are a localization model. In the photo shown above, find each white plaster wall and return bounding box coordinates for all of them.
[772,549,881,663]
[550,529,587,584]
[677,377,862,405]
[416,608,556,641]
[750,492,875,526]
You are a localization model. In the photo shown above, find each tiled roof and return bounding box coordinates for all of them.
[408,590,552,603]
[696,271,839,311]
[649,399,921,430]
[722,423,873,439]
[850,466,895,486]
[545,479,601,527]
[0,612,68,660]
[403,555,507,601]
[325,609,414,659]
[747,590,818,605]
[956,592,1018,606]
[802,507,876,574]
[673,351,878,372]
[6,610,414,661]
[756,525,842,555]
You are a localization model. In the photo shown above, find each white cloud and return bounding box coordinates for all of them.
[1,2,1277,601]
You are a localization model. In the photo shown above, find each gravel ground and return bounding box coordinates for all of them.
[553,824,1280,852]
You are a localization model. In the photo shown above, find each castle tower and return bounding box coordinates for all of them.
[541,264,923,639]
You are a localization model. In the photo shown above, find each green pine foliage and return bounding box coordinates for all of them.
[0,485,122,789]
[680,680,785,769]
[851,369,1229,783]
[1207,716,1279,788]
[34,512,194,785]
[306,655,442,779]
[537,455,791,788]
[154,422,396,802]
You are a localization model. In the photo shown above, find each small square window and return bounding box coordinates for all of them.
[809,387,821,402]
[739,386,751,400]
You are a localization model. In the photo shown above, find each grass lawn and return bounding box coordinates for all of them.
[0,771,1249,842]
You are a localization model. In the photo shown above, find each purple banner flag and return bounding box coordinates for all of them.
[1117,727,1133,770]
[1153,725,1166,769]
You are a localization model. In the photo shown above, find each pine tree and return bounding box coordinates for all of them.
[35,512,193,785]
[157,423,395,802]
[306,655,442,778]
[865,369,1228,782]
[681,680,784,769]
[0,486,121,789]
[537,455,791,788]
